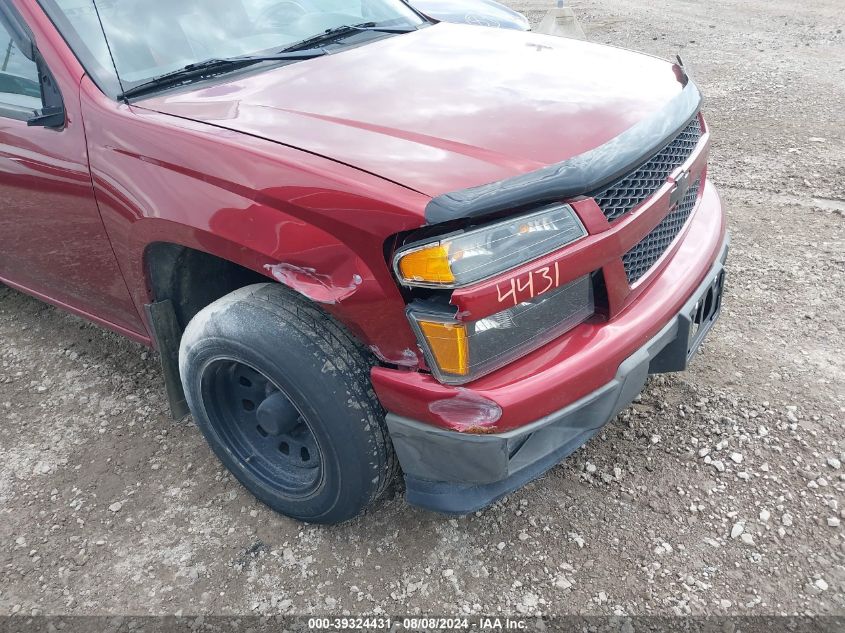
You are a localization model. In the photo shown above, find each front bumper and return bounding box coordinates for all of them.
[372,180,725,432]
[386,236,728,514]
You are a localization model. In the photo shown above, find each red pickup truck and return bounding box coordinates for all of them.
[0,0,727,523]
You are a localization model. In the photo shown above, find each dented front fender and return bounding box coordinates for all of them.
[79,77,430,365]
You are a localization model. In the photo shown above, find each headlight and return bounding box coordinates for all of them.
[394,204,586,288]
[408,275,594,384]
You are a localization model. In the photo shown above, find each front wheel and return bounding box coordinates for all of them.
[179,284,397,524]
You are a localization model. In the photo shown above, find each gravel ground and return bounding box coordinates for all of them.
[1,0,843,618]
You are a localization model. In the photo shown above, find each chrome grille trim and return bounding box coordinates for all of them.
[593,117,703,222]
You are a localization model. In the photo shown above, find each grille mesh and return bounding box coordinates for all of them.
[622,178,701,284]
[593,117,703,222]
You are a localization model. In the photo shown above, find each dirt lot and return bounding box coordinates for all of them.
[1,0,843,619]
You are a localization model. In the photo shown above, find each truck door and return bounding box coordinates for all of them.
[0,0,143,335]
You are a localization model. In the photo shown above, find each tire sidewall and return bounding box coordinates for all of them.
[181,293,383,523]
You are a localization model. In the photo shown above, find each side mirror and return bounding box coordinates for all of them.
[0,2,65,129]
[27,106,65,128]
[27,54,65,129]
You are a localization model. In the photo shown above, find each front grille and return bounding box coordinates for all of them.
[592,116,702,222]
[622,178,701,284]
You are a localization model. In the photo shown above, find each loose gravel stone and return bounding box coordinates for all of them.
[554,576,573,590]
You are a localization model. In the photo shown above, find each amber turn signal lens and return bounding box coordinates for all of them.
[416,320,468,376]
[397,244,455,285]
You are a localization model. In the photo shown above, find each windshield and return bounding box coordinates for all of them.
[40,0,424,96]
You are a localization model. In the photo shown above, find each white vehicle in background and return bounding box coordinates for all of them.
[413,0,530,30]
[253,0,530,31]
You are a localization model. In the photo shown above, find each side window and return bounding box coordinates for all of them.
[0,19,42,111]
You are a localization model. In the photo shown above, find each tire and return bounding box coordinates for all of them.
[179,283,397,524]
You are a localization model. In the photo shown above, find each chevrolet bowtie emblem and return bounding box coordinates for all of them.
[670,170,691,206]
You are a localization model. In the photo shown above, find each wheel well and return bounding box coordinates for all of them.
[144,243,269,420]
[145,242,268,330]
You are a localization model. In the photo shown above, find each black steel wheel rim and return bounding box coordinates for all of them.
[201,359,323,497]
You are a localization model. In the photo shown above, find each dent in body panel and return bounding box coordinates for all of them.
[263,262,363,304]
[428,388,502,432]
[77,77,427,360]
[369,346,420,368]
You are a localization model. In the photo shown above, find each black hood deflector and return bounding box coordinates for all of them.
[425,80,702,224]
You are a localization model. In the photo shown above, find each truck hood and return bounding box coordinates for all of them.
[139,24,687,198]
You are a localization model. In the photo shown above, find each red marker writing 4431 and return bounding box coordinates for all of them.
[496,262,563,307]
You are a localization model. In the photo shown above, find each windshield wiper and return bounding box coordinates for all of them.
[119,49,328,100]
[280,22,417,53]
